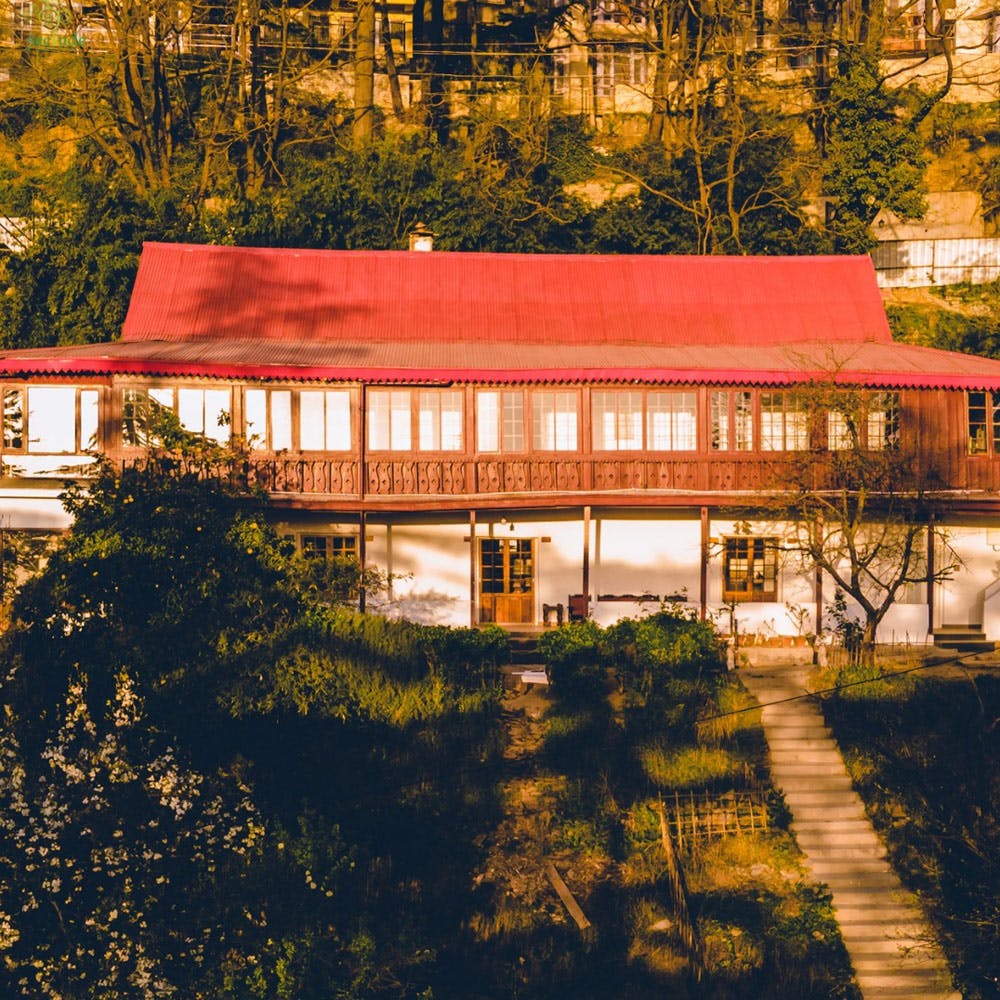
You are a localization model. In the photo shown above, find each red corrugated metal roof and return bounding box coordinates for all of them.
[5,336,1000,390]
[3,243,1000,389]
[120,243,893,347]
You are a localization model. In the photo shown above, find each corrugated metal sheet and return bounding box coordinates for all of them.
[121,243,893,347]
[4,243,1000,388]
[872,238,1000,288]
[6,336,1000,389]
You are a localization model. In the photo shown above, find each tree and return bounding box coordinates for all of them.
[822,46,928,252]
[3,443,305,748]
[768,383,956,665]
[0,669,272,998]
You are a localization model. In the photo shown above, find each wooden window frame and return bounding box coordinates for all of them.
[967,390,1000,456]
[368,387,464,454]
[4,384,99,455]
[710,389,753,452]
[121,385,232,448]
[760,391,808,452]
[723,536,778,602]
[476,388,527,454]
[531,389,580,452]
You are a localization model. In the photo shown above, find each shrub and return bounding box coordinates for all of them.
[537,620,605,697]
[604,609,723,699]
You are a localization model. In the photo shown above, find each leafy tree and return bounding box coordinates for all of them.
[4,449,303,747]
[0,175,204,349]
[822,47,927,252]
[0,669,270,998]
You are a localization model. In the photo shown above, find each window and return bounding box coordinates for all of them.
[827,392,899,451]
[368,389,412,451]
[647,391,696,450]
[532,390,578,451]
[300,390,351,451]
[368,389,463,452]
[710,390,753,451]
[723,537,778,601]
[591,389,696,451]
[122,386,230,446]
[967,390,1000,455]
[3,386,99,454]
[300,534,358,560]
[477,390,525,453]
[245,388,292,451]
[760,392,808,450]
[594,45,648,98]
[592,390,642,450]
[418,389,463,451]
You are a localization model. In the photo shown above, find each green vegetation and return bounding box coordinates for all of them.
[0,451,507,997]
[823,668,1000,1000]
[466,610,858,998]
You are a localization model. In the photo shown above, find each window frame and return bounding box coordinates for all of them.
[591,388,697,452]
[367,387,465,453]
[710,389,753,452]
[121,384,232,447]
[476,388,527,454]
[531,389,579,452]
[967,390,1000,456]
[760,391,809,452]
[722,536,779,602]
[3,384,100,455]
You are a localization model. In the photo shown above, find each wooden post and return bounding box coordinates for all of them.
[927,515,936,635]
[700,506,709,621]
[358,510,367,614]
[582,505,591,611]
[469,510,477,628]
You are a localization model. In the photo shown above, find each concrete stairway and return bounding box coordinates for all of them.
[740,666,961,1000]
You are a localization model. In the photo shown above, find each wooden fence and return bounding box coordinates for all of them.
[664,789,769,851]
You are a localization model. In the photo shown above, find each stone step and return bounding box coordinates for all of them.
[833,886,916,913]
[766,737,842,750]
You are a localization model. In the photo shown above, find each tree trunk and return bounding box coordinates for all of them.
[353,0,376,146]
[380,1,405,117]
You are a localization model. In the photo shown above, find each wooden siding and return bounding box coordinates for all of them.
[8,382,1000,507]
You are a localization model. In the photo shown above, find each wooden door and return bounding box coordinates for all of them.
[479,538,535,624]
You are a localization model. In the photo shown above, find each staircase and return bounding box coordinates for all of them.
[932,624,995,654]
[506,629,542,666]
[741,665,960,1000]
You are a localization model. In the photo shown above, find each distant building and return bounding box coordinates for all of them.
[3,243,1000,644]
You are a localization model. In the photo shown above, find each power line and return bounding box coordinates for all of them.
[695,646,996,725]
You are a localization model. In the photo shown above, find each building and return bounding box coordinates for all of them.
[4,242,1000,643]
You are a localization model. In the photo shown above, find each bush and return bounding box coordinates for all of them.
[537,620,605,697]
[604,609,724,698]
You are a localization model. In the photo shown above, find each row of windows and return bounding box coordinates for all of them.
[0,384,904,456]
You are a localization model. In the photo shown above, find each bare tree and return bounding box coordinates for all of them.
[768,382,956,665]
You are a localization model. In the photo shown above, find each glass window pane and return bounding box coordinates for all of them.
[710,390,729,450]
[389,390,411,450]
[478,391,499,452]
[246,389,267,449]
[203,389,231,443]
[4,389,24,450]
[440,390,462,451]
[300,391,325,450]
[503,392,525,451]
[325,391,351,450]
[272,391,292,450]
[79,390,98,451]
[27,386,76,453]
[177,389,205,435]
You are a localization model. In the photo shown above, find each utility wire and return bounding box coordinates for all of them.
[696,646,996,724]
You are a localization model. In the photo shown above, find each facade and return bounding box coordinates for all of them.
[5,243,1000,642]
[5,0,1000,129]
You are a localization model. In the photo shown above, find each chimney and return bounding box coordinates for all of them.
[408,222,434,252]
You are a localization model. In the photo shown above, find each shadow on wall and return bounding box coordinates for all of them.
[379,590,464,625]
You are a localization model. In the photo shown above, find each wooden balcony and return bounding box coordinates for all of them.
[71,446,1000,511]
